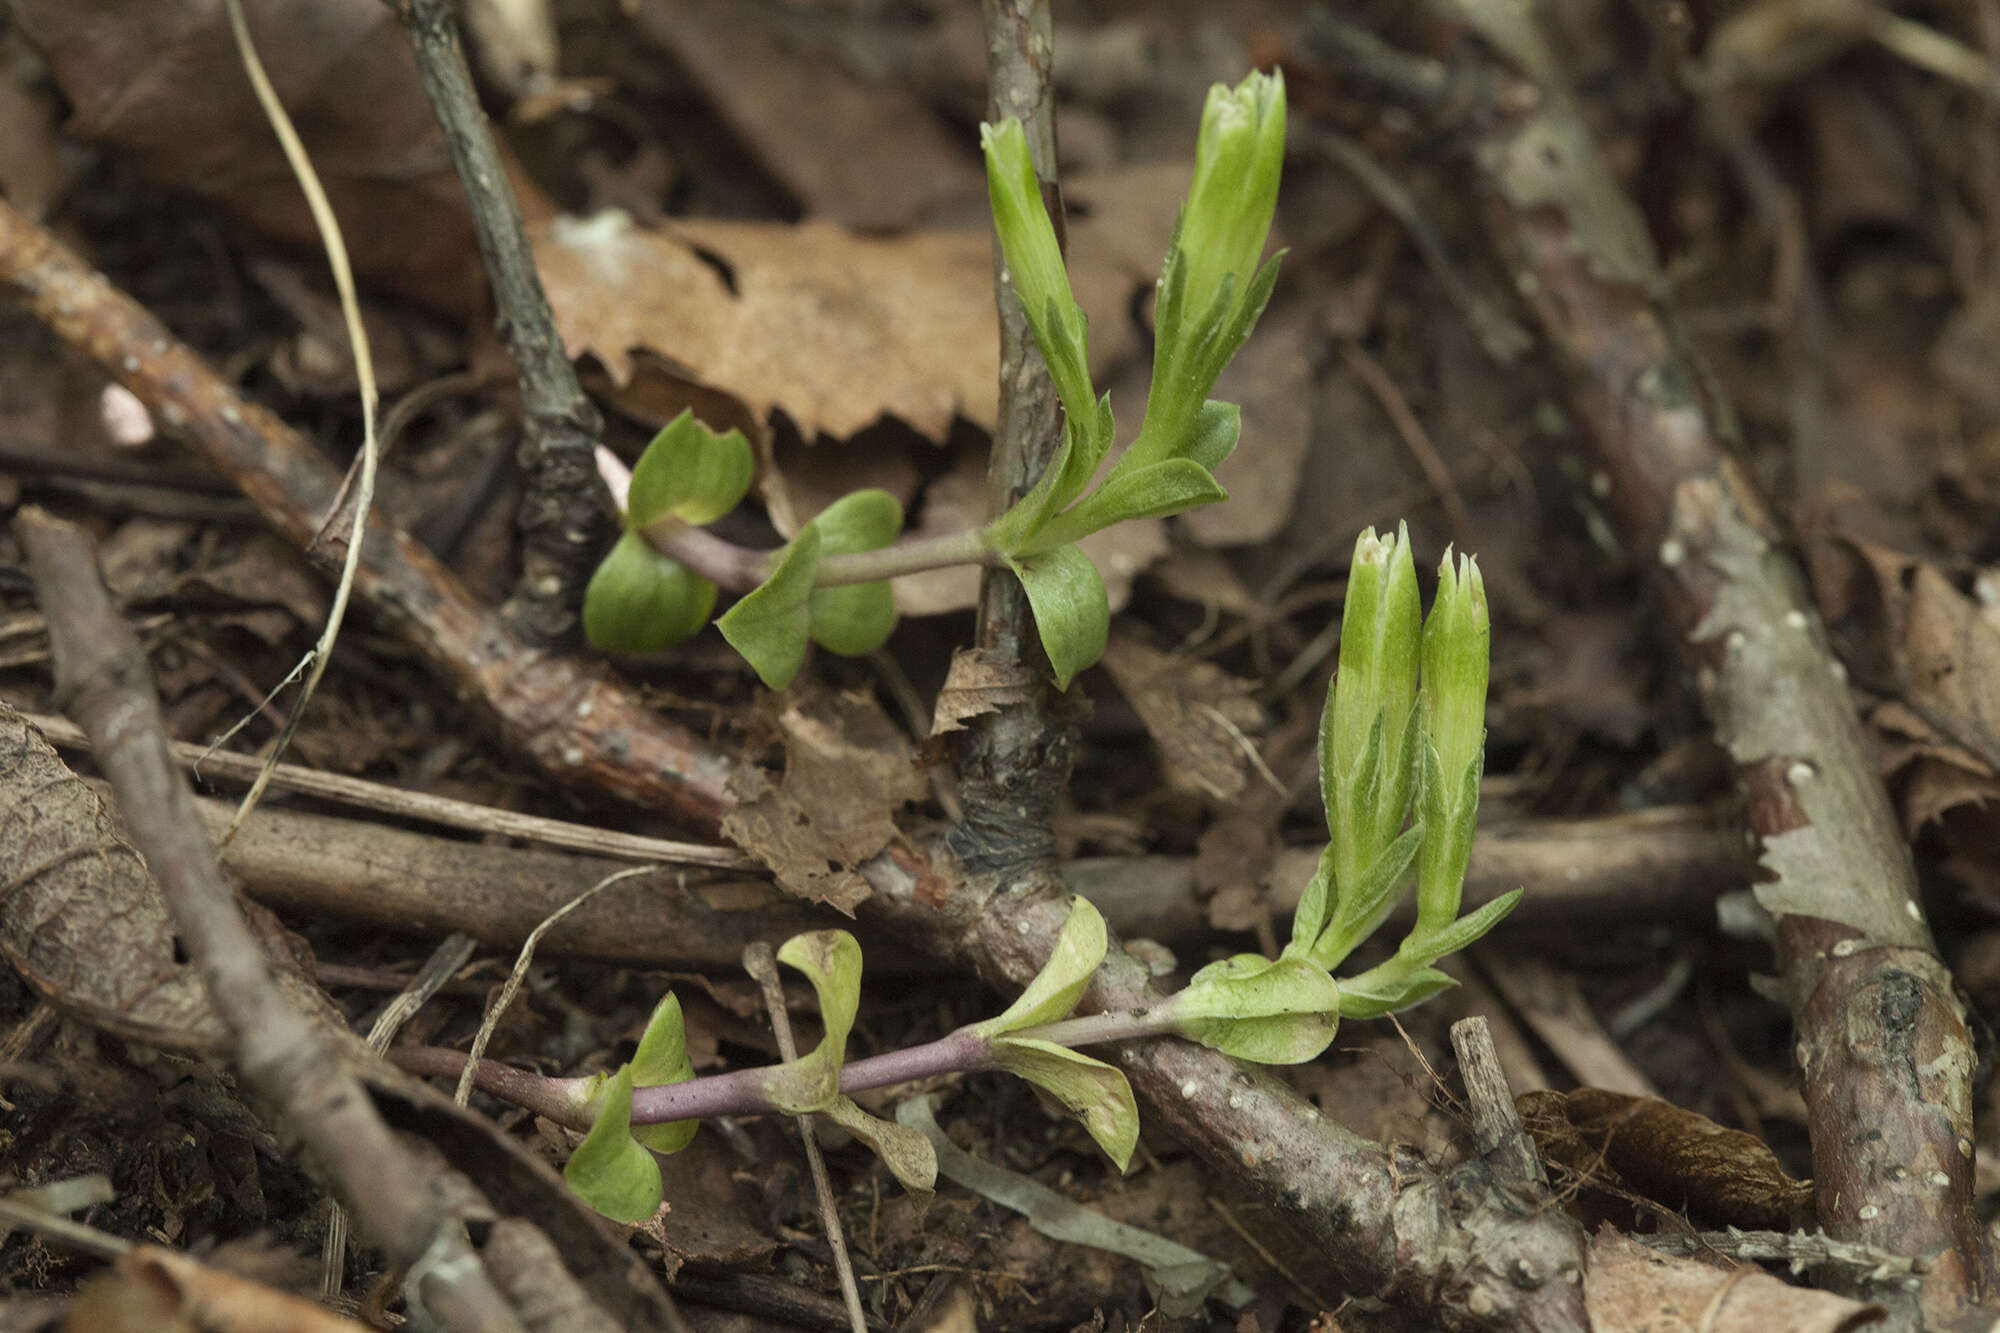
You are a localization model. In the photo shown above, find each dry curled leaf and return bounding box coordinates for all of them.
[1098,633,1264,801]
[930,647,1037,737]
[1583,1229,1880,1333]
[0,704,222,1051]
[1519,1087,1816,1232]
[721,684,927,914]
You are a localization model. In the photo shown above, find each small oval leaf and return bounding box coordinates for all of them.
[582,533,717,655]
[1010,545,1108,690]
[971,898,1108,1038]
[564,1063,663,1223]
[627,409,755,527]
[717,527,822,688]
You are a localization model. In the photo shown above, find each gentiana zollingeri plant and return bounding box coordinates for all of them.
[581,70,1288,690]
[433,525,1522,1221]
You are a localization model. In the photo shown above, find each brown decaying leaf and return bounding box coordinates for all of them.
[12,0,480,313]
[0,704,223,1051]
[1812,535,2000,825]
[536,211,997,442]
[1099,633,1264,802]
[1583,1230,1880,1333]
[721,684,927,915]
[627,0,983,232]
[930,648,1036,737]
[66,1246,372,1333]
[1519,1088,1816,1232]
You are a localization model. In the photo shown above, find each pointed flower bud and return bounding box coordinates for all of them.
[1125,69,1286,477]
[1177,69,1286,339]
[980,118,1092,419]
[1412,550,1489,939]
[1322,524,1422,896]
[1422,550,1489,789]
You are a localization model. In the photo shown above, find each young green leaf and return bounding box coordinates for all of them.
[988,1037,1139,1171]
[1182,400,1242,472]
[1281,843,1338,966]
[1414,550,1489,937]
[626,409,755,527]
[582,533,718,655]
[971,898,1108,1038]
[1008,545,1109,690]
[1029,459,1227,552]
[822,1096,937,1194]
[806,489,902,656]
[564,1063,663,1223]
[759,930,864,1115]
[717,526,822,689]
[1399,890,1523,969]
[1170,954,1341,1064]
[1309,820,1423,972]
[629,993,698,1154]
[980,120,1094,426]
[1324,526,1421,888]
[1336,965,1457,1020]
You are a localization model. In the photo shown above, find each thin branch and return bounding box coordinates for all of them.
[400,0,609,645]
[16,508,526,1333]
[0,197,733,831]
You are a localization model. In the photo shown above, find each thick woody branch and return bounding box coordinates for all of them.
[400,0,608,645]
[17,508,526,1333]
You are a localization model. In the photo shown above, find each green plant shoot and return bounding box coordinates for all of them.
[581,70,1288,692]
[558,529,1518,1223]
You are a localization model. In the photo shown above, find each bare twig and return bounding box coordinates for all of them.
[0,197,733,831]
[1314,8,1996,1323]
[742,942,868,1333]
[455,866,656,1105]
[1450,1017,1546,1189]
[399,0,609,645]
[16,507,526,1333]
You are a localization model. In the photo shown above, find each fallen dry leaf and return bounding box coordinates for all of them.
[1519,1087,1816,1232]
[0,704,223,1051]
[537,211,996,442]
[628,0,983,231]
[1813,535,2000,778]
[930,647,1037,737]
[14,0,482,312]
[1583,1229,1880,1333]
[1098,632,1265,801]
[721,684,927,915]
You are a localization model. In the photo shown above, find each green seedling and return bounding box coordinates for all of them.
[448,525,1517,1221]
[584,70,1288,690]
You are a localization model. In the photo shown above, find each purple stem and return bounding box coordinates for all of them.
[392,1027,998,1129]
